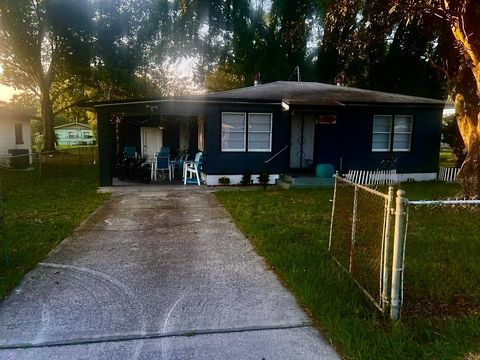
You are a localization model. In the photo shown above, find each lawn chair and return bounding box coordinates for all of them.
[183,151,204,185]
[124,146,137,159]
[152,147,172,182]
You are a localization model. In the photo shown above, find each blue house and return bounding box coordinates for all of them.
[80,81,445,186]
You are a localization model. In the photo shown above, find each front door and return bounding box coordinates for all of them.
[290,112,315,169]
[141,127,163,159]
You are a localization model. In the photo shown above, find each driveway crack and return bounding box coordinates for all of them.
[0,323,313,350]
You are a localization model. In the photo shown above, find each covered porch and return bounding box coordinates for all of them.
[117,113,205,164]
[85,98,208,186]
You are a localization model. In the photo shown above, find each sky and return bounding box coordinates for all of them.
[0,57,198,103]
[0,84,21,102]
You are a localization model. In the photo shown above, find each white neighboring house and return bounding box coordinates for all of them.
[54,122,95,146]
[0,108,32,168]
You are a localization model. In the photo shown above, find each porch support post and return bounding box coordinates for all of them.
[97,111,114,186]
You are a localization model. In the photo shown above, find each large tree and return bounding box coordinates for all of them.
[392,0,480,196]
[91,0,166,100]
[315,0,445,98]
[0,0,92,151]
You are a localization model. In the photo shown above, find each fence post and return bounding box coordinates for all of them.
[328,171,339,251]
[390,190,406,320]
[349,186,359,273]
[381,186,394,311]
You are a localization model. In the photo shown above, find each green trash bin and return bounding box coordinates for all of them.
[313,163,335,186]
[315,163,334,178]
[8,149,30,169]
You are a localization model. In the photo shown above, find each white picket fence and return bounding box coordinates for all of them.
[345,167,460,185]
[437,167,459,182]
[345,169,399,186]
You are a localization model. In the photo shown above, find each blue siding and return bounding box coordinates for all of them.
[203,104,442,176]
[317,106,442,174]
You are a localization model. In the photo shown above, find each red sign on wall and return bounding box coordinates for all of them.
[316,115,337,124]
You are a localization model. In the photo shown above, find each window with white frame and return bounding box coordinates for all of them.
[222,112,246,151]
[221,112,273,152]
[372,115,413,152]
[392,115,413,151]
[372,115,392,151]
[248,113,272,152]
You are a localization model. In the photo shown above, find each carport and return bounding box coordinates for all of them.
[80,97,208,186]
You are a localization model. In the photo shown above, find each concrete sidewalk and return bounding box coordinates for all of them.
[0,186,340,359]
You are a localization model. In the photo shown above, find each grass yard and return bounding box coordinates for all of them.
[439,148,458,168]
[215,183,480,359]
[0,163,109,299]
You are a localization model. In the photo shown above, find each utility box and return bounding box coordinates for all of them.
[8,149,30,169]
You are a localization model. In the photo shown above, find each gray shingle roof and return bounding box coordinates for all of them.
[205,81,446,106]
[79,80,447,109]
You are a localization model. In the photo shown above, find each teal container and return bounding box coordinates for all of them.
[315,163,334,178]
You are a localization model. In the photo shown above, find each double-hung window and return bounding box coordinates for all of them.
[221,112,273,152]
[372,115,392,151]
[392,115,413,151]
[248,113,272,152]
[222,112,246,151]
[372,115,412,152]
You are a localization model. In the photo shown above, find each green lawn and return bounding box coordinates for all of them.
[215,183,480,359]
[439,148,458,168]
[0,163,109,299]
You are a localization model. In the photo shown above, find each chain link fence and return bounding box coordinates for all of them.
[0,146,98,180]
[329,176,394,313]
[330,174,480,320]
[402,199,480,319]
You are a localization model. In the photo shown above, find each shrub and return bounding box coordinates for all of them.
[240,173,252,186]
[218,176,231,185]
[258,171,270,190]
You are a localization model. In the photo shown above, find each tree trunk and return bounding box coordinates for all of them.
[41,88,56,152]
[447,0,480,197]
[455,94,480,197]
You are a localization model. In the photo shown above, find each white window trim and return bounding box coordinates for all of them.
[392,115,413,152]
[372,114,413,152]
[221,112,246,152]
[372,115,392,152]
[248,113,272,152]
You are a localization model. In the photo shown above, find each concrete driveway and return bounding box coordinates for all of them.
[0,186,340,359]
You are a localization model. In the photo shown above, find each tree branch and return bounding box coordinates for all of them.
[428,58,452,81]
[53,97,96,116]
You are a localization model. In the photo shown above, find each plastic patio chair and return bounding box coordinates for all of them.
[153,149,172,182]
[183,151,204,185]
[124,146,137,159]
